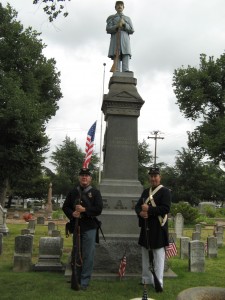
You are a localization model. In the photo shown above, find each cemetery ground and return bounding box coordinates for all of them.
[0,219,224,300]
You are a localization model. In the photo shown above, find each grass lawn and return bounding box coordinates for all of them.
[0,222,224,299]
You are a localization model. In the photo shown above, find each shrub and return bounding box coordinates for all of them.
[204,205,216,218]
[170,202,199,224]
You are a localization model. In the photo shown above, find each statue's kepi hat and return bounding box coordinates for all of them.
[115,1,124,7]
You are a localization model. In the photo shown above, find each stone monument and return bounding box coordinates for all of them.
[0,205,9,235]
[92,69,153,278]
[45,182,53,219]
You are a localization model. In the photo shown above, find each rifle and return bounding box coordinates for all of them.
[145,219,163,293]
[110,29,121,72]
[71,204,82,290]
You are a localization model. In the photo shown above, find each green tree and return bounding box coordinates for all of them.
[50,136,99,189]
[173,53,225,164]
[33,0,69,22]
[138,139,153,186]
[0,4,62,206]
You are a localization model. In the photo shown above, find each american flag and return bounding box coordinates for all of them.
[82,121,97,168]
[118,252,126,279]
[166,237,177,259]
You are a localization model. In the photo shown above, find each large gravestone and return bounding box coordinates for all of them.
[99,72,144,218]
[189,240,205,272]
[180,237,190,259]
[207,236,217,258]
[96,72,144,274]
[174,213,184,238]
[13,235,33,272]
[34,237,64,271]
[27,219,36,234]
[0,205,9,235]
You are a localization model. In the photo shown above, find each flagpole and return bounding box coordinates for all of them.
[98,63,106,184]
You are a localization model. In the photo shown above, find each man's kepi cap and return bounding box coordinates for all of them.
[79,168,92,176]
[148,166,160,175]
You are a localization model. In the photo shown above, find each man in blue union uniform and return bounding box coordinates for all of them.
[62,168,103,290]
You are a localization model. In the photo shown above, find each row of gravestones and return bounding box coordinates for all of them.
[26,219,61,236]
[174,214,224,273]
[13,235,65,272]
[0,217,65,272]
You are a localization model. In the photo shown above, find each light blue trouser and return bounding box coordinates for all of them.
[116,54,130,72]
[77,228,97,287]
[141,246,165,287]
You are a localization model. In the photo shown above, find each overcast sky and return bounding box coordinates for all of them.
[2,0,225,170]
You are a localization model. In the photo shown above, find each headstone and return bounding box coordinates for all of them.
[198,202,216,214]
[21,229,31,235]
[13,211,20,219]
[23,199,27,209]
[34,237,64,271]
[0,205,9,235]
[177,287,225,300]
[207,236,217,258]
[52,230,61,237]
[27,219,36,234]
[217,225,224,234]
[195,224,201,234]
[214,232,223,248]
[169,232,177,243]
[180,237,190,259]
[189,240,205,272]
[0,233,3,255]
[192,231,201,240]
[13,235,33,272]
[48,222,56,235]
[37,216,45,225]
[174,213,184,238]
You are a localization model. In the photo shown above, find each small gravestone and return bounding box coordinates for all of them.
[192,231,201,241]
[217,225,224,234]
[195,224,201,233]
[198,202,216,214]
[21,229,31,235]
[180,237,190,259]
[189,240,205,272]
[0,233,3,255]
[23,199,27,209]
[0,205,9,235]
[48,222,56,235]
[169,232,177,243]
[27,219,36,234]
[52,230,61,237]
[34,237,64,271]
[214,232,223,248]
[207,236,217,258]
[13,211,20,219]
[37,216,45,225]
[174,213,184,238]
[13,235,33,272]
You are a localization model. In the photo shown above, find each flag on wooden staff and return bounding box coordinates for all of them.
[83,121,97,168]
[166,236,177,259]
[118,251,126,279]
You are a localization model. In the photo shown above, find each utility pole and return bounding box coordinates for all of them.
[147,130,164,167]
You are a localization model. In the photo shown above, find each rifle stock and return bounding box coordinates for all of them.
[71,217,81,291]
[110,30,120,72]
